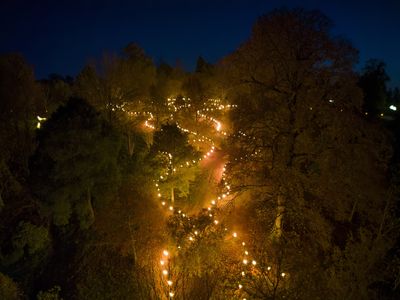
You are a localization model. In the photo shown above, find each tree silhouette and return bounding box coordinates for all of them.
[221,8,392,297]
[151,123,200,204]
[30,98,122,228]
[359,59,390,117]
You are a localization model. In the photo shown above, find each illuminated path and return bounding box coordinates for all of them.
[194,148,227,209]
[200,148,226,183]
[121,98,286,299]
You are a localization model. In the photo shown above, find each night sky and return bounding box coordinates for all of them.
[1,0,399,87]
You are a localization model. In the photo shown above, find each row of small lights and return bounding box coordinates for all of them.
[121,97,286,298]
[37,95,398,296]
[148,109,286,299]
[157,158,286,299]
[151,101,226,298]
[153,113,218,298]
[103,97,398,297]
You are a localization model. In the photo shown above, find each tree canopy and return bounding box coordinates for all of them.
[30,98,122,228]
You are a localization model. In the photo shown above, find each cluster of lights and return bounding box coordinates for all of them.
[116,96,235,136]
[102,96,290,297]
[159,155,286,299]
[167,96,232,136]
[178,108,289,298]
[116,96,288,298]
[160,249,175,298]
[154,145,216,209]
[36,115,47,129]
[197,111,227,135]
[126,96,365,298]
[200,98,237,111]
[167,97,192,112]
[106,102,127,112]
[144,119,155,129]
[109,103,156,129]
[127,110,154,118]
[230,132,264,163]
[175,121,217,151]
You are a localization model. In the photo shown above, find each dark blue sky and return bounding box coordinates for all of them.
[1,0,399,87]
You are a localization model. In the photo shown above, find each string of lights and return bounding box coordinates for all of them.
[144,100,286,299]
[103,97,287,299]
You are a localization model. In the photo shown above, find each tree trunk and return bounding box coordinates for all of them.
[127,132,134,156]
[171,187,175,205]
[377,188,393,238]
[349,199,358,222]
[87,187,95,222]
[271,94,296,240]
[128,217,137,265]
[0,191,4,211]
[273,194,285,239]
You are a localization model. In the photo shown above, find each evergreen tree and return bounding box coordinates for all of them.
[30,98,122,228]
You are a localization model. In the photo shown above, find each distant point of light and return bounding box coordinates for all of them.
[390,105,397,111]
